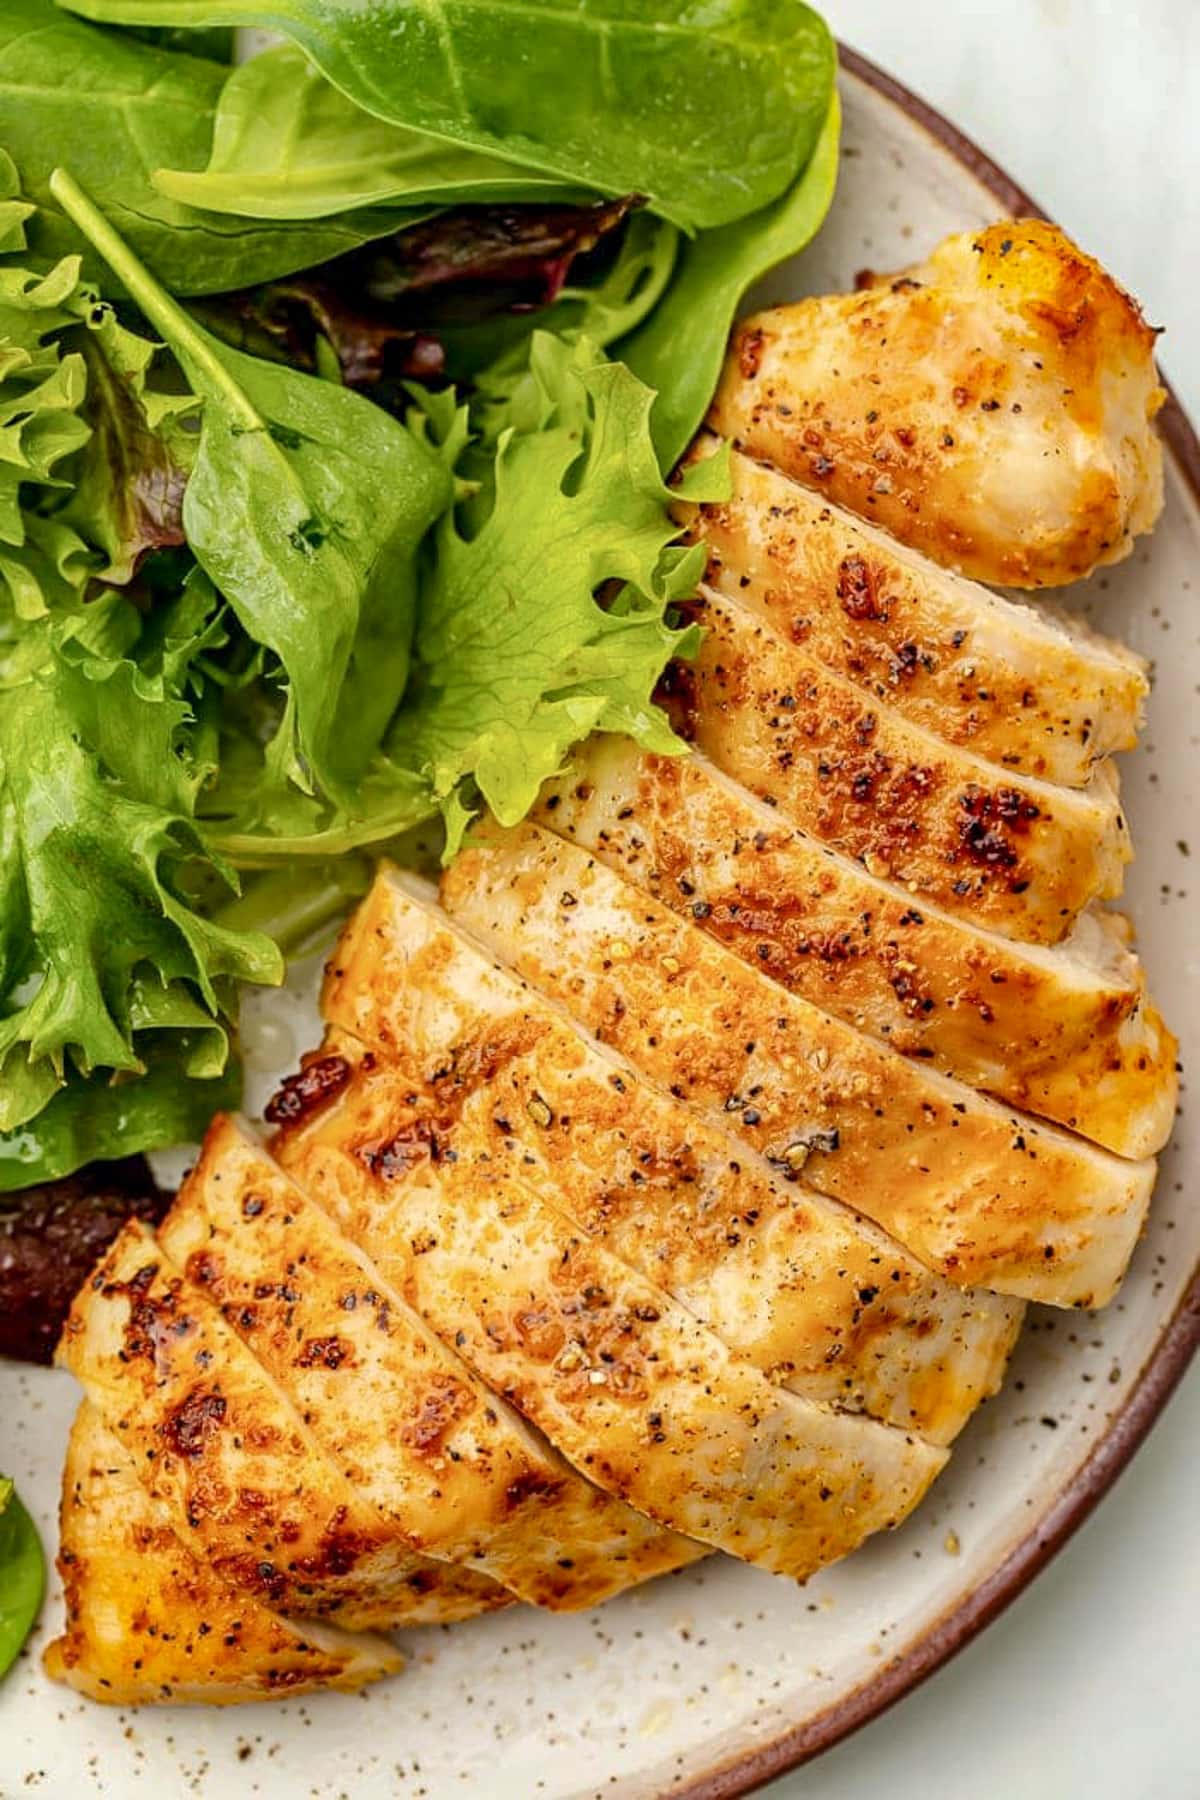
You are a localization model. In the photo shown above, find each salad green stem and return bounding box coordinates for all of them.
[208,806,435,864]
[48,166,262,432]
[213,859,373,955]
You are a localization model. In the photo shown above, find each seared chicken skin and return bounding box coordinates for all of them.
[710,221,1164,586]
[535,739,1176,1158]
[57,1221,507,1630]
[45,1403,403,1705]
[675,438,1148,786]
[675,583,1127,943]
[160,1117,700,1611]
[322,869,1020,1442]
[275,1092,946,1578]
[445,822,1156,1308]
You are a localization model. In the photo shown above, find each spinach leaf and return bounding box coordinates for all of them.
[0,1479,43,1679]
[154,43,592,220]
[619,90,842,467]
[51,167,452,803]
[1,0,418,295]
[60,0,836,233]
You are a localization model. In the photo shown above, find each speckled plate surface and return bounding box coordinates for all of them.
[2,51,1197,1800]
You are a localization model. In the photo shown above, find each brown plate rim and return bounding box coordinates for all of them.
[670,41,1200,1800]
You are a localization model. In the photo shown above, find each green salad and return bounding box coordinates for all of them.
[0,0,839,1191]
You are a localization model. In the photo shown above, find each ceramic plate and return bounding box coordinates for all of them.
[2,50,1197,1800]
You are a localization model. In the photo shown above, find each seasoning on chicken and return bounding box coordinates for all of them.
[57,1221,508,1630]
[44,1403,403,1705]
[671,583,1128,943]
[534,737,1177,1159]
[443,820,1157,1307]
[274,1095,947,1578]
[321,869,1021,1442]
[40,210,1174,1714]
[674,436,1148,786]
[710,221,1164,586]
[160,1115,703,1610]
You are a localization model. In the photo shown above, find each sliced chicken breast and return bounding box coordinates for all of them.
[160,1116,699,1610]
[671,583,1127,942]
[322,870,1020,1441]
[56,1221,507,1631]
[534,738,1176,1158]
[675,437,1147,785]
[709,220,1164,586]
[274,1092,947,1580]
[44,1402,403,1705]
[443,820,1156,1307]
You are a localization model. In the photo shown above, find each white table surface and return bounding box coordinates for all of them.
[772,4,1200,1796]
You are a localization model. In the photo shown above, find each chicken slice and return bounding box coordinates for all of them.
[44,1402,403,1705]
[160,1116,699,1610]
[274,1093,946,1579]
[534,738,1176,1159]
[56,1220,507,1631]
[674,436,1148,786]
[709,220,1164,586]
[322,871,1019,1441]
[670,583,1127,942]
[443,821,1157,1308]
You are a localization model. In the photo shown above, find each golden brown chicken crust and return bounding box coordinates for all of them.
[673,584,1127,942]
[45,1403,403,1705]
[444,821,1156,1308]
[161,1117,697,1611]
[534,739,1177,1159]
[322,872,1020,1442]
[57,1221,507,1631]
[710,221,1164,587]
[674,438,1147,785]
[275,1091,946,1578]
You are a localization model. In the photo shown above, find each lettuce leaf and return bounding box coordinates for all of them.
[394,334,713,851]
[50,165,455,810]
[0,1032,241,1192]
[0,590,280,1137]
[207,333,722,863]
[0,170,197,619]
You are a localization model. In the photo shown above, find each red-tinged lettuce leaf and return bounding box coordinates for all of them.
[196,196,638,394]
[0,182,198,617]
[51,166,455,809]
